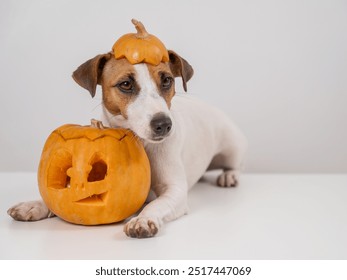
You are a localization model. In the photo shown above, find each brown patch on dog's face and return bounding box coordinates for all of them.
[146,63,176,108]
[101,59,176,119]
[100,58,140,119]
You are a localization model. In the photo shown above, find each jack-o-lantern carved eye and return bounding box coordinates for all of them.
[88,153,107,182]
[48,149,72,189]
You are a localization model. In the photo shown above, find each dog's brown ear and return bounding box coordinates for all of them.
[168,50,194,92]
[72,53,112,97]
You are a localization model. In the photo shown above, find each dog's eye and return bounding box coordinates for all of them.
[161,76,173,89]
[117,81,133,93]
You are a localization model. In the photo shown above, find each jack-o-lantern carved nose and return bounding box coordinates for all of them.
[66,167,85,189]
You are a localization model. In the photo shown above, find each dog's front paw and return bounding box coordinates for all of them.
[217,170,240,187]
[7,201,53,221]
[124,216,160,238]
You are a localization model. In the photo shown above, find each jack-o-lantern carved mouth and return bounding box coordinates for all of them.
[75,191,108,206]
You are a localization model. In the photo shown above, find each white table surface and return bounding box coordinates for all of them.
[1,172,346,260]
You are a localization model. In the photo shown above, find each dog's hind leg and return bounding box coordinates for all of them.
[209,152,243,187]
[209,129,248,187]
[217,168,241,187]
[7,200,55,221]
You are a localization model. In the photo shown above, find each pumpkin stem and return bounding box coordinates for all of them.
[131,19,149,39]
[91,119,105,129]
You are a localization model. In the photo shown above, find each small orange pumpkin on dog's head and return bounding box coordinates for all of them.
[38,120,150,225]
[112,19,169,65]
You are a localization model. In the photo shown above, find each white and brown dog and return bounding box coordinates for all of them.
[8,50,247,238]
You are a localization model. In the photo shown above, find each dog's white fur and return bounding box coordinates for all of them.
[8,58,247,238]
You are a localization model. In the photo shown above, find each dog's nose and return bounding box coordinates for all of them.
[150,114,172,137]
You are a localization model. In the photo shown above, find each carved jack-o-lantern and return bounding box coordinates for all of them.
[38,121,150,225]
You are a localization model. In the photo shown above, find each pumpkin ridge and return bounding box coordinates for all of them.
[52,129,129,142]
[119,134,127,141]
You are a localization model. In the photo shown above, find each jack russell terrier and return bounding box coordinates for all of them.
[8,50,247,238]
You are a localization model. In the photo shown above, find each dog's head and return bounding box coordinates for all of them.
[72,51,193,143]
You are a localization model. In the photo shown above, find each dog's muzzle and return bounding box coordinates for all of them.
[150,113,172,139]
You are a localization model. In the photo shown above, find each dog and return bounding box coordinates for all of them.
[8,49,247,238]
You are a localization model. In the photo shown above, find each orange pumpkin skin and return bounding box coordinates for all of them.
[112,19,169,65]
[38,124,150,225]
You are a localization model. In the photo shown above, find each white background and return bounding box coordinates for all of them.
[1,0,346,173]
